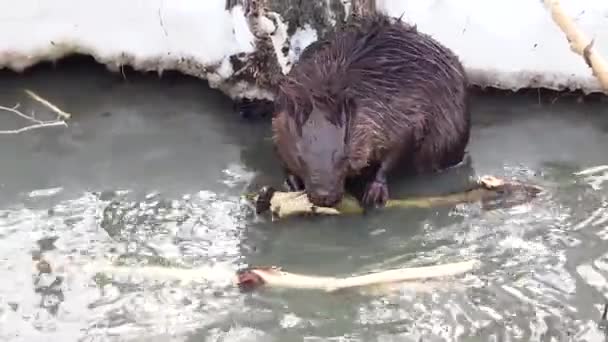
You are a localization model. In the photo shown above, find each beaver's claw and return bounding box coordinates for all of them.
[363,179,389,208]
[284,174,305,192]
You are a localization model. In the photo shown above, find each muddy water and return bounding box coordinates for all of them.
[1,59,608,341]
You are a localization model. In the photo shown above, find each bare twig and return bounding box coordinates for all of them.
[0,102,67,135]
[24,89,72,119]
[0,121,67,134]
[0,104,35,122]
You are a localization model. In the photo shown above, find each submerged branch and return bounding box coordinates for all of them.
[65,257,479,295]
[0,102,67,135]
[24,89,72,120]
[0,121,67,134]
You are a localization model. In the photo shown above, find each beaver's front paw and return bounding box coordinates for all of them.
[363,179,389,208]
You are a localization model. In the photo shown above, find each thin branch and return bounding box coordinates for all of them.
[24,89,72,120]
[0,104,39,122]
[0,121,67,134]
[0,102,67,135]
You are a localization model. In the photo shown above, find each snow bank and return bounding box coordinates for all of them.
[0,0,607,99]
[0,0,272,99]
[379,0,608,94]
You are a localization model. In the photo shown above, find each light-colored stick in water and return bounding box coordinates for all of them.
[24,89,72,120]
[0,103,67,134]
[81,260,237,287]
[70,258,480,295]
[236,259,481,293]
[574,165,608,176]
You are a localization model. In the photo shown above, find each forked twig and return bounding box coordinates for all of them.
[0,103,67,135]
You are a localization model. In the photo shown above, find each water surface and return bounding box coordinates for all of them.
[1,59,608,341]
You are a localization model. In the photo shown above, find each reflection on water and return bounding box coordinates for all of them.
[1,58,608,341]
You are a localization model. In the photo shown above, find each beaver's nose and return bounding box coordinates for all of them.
[308,188,341,207]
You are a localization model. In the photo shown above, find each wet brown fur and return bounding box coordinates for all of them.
[271,13,471,207]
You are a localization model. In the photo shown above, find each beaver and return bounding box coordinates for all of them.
[271,13,471,208]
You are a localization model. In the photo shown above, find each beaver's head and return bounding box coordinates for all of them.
[273,91,355,208]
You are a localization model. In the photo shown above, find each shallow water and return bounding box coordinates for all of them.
[2,59,608,341]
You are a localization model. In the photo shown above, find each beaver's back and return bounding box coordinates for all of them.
[276,13,470,176]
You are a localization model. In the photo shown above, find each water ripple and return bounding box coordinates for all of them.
[0,186,253,341]
[3,164,608,341]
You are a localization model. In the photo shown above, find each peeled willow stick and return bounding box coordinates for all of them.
[543,0,608,91]
[61,258,479,295]
[82,261,236,286]
[236,259,480,293]
[252,175,542,220]
[24,89,72,120]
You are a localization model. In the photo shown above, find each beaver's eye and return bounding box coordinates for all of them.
[332,151,345,163]
[333,152,347,165]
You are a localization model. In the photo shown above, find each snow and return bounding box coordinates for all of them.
[378,0,608,93]
[0,0,252,66]
[0,0,607,98]
[286,24,319,68]
[0,0,268,99]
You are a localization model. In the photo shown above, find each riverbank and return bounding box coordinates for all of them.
[1,0,607,101]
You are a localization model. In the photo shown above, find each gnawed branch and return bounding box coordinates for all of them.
[50,257,479,295]
[236,259,480,293]
[251,176,543,221]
